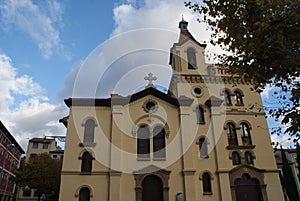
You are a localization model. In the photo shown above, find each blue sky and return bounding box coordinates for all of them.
[0,0,290,150]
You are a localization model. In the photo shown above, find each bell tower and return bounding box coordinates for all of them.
[169,19,210,98]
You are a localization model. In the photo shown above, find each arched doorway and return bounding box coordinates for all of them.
[235,174,263,201]
[142,175,163,201]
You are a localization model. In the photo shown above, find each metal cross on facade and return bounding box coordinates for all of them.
[144,72,157,88]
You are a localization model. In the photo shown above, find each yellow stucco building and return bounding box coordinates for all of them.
[59,20,285,201]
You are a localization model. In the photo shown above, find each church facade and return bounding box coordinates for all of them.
[59,20,285,201]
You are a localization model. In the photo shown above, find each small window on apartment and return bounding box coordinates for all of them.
[42,143,48,149]
[22,189,31,197]
[32,142,38,149]
[30,154,37,158]
[33,190,39,197]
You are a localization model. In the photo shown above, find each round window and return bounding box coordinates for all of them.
[146,101,156,111]
[194,87,202,95]
[192,86,203,97]
[143,100,158,113]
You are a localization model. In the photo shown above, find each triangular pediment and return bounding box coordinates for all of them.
[119,87,193,107]
[228,164,267,186]
[229,164,265,174]
[133,165,171,175]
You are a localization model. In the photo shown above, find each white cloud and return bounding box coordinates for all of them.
[61,0,215,98]
[0,0,67,59]
[0,54,66,151]
[271,134,294,148]
[112,0,196,35]
[261,85,274,99]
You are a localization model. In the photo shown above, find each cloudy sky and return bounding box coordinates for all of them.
[0,0,288,151]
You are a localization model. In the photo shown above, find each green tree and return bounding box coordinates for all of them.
[281,149,300,201]
[12,153,62,201]
[185,0,300,139]
[296,142,300,176]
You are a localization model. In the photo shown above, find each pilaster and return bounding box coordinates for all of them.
[109,171,122,201]
[179,105,196,200]
[109,104,123,201]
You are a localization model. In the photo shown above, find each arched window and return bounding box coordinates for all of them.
[234,91,243,105]
[232,152,241,165]
[202,172,212,194]
[245,152,254,164]
[137,126,150,159]
[153,126,166,158]
[196,106,205,123]
[241,123,252,145]
[81,152,93,173]
[187,47,197,69]
[227,123,238,146]
[222,90,232,105]
[79,187,90,201]
[83,119,95,143]
[199,137,208,158]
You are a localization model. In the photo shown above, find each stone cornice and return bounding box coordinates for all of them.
[64,87,193,108]
[171,74,254,85]
[182,169,196,175]
[216,168,280,174]
[61,171,109,175]
[222,111,265,116]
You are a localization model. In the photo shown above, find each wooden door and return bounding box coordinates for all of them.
[142,175,163,201]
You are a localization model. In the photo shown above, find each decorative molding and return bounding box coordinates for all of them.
[109,171,122,176]
[79,142,96,147]
[182,169,196,175]
[223,111,265,116]
[61,171,109,175]
[133,165,171,201]
[199,170,214,180]
[143,99,158,113]
[137,157,151,161]
[226,145,256,150]
[75,185,94,198]
[171,74,254,85]
[153,157,166,161]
